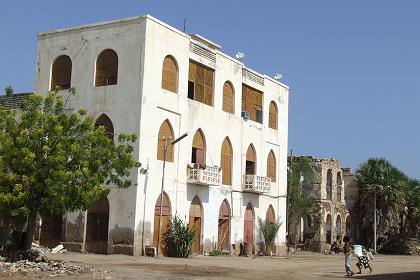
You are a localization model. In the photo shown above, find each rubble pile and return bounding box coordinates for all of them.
[0,259,95,275]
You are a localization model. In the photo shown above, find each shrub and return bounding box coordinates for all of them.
[163,215,195,257]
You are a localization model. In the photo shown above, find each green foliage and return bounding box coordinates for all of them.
[4,86,13,97]
[0,90,146,249]
[208,249,222,256]
[356,158,420,252]
[163,215,195,258]
[287,156,320,241]
[257,217,282,255]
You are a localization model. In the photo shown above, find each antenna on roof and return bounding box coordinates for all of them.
[183,18,187,33]
[274,73,283,80]
[235,51,245,62]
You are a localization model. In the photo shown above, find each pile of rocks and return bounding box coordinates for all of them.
[0,259,111,279]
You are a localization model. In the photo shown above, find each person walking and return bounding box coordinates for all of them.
[343,236,354,277]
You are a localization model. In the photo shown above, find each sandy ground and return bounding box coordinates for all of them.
[1,252,419,280]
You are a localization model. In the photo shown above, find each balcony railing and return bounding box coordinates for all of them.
[243,175,271,193]
[187,163,222,186]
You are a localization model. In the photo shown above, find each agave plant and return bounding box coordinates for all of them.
[257,217,282,255]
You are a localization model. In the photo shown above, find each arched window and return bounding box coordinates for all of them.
[157,120,174,162]
[267,150,276,182]
[95,49,118,87]
[50,55,72,90]
[246,144,256,175]
[268,101,278,130]
[161,55,178,93]
[266,205,275,224]
[192,129,206,165]
[95,114,114,141]
[220,137,233,185]
[222,81,234,114]
[326,169,333,200]
[336,172,342,202]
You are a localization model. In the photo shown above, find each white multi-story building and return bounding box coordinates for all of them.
[35,15,290,256]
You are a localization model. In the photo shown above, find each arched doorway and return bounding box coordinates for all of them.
[153,192,171,253]
[189,196,203,254]
[86,196,109,254]
[325,214,332,244]
[345,216,351,237]
[218,199,231,251]
[244,203,255,254]
[336,215,342,242]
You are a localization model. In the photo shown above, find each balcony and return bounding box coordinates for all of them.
[187,163,222,186]
[242,175,271,193]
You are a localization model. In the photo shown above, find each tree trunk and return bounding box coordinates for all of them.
[23,212,37,251]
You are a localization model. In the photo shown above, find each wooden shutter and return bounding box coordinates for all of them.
[267,150,276,182]
[242,84,263,122]
[221,138,232,185]
[154,193,171,216]
[269,102,278,129]
[218,200,230,251]
[192,130,205,164]
[95,49,118,86]
[266,205,275,224]
[188,60,214,106]
[157,120,174,162]
[223,82,234,114]
[189,197,202,218]
[246,145,256,163]
[162,56,178,93]
[51,55,72,90]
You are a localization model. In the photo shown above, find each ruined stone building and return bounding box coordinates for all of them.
[33,15,290,256]
[295,157,355,252]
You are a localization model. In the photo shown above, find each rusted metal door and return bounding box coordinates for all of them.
[244,203,254,254]
[218,200,230,251]
[153,193,171,253]
[189,196,202,254]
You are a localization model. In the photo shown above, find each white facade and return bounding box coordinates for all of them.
[35,15,289,256]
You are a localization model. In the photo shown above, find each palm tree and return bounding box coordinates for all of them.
[257,217,282,255]
[356,158,408,251]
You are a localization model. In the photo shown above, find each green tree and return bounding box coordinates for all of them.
[287,156,320,247]
[356,158,408,251]
[163,215,195,258]
[257,217,282,255]
[0,90,145,251]
[4,86,13,97]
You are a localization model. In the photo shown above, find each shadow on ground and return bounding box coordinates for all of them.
[354,271,420,280]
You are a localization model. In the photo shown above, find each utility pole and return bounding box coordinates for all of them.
[156,132,188,256]
[286,149,293,252]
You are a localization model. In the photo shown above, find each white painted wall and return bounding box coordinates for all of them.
[35,15,290,255]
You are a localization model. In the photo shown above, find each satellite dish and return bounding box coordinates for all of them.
[274,73,283,80]
[235,51,245,60]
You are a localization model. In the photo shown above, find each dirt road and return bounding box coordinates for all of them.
[1,252,419,279]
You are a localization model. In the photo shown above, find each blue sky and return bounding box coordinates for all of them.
[1,1,419,178]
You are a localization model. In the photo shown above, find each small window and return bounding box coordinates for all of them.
[242,84,263,124]
[268,101,278,129]
[51,55,72,90]
[95,49,118,87]
[161,56,178,93]
[222,81,234,114]
[188,60,214,106]
[192,129,206,165]
[267,150,276,182]
[326,169,333,200]
[157,120,175,162]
